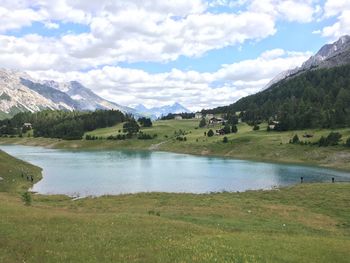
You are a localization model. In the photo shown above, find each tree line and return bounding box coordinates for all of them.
[0,110,127,140]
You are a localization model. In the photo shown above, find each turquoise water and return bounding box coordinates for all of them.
[1,145,350,197]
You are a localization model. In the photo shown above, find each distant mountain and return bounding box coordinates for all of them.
[264,35,350,89]
[0,69,136,118]
[135,102,191,119]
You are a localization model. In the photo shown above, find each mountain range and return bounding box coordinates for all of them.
[0,69,192,120]
[135,103,191,119]
[0,69,137,119]
[2,35,349,121]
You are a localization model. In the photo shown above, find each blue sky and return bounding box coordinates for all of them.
[0,0,349,110]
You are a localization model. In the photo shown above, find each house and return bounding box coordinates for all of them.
[268,125,275,130]
[205,114,214,119]
[209,117,224,125]
[268,120,279,130]
[215,129,225,135]
[174,115,182,120]
[195,112,202,119]
[23,123,32,129]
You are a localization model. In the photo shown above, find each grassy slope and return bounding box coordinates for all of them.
[0,140,350,262]
[0,150,41,193]
[2,119,350,170]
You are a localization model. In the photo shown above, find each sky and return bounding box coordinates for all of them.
[0,0,350,111]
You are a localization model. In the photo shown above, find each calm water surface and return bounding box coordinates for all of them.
[1,145,350,197]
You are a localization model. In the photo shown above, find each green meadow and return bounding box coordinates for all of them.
[0,149,349,262]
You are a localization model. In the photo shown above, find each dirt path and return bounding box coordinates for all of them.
[148,140,170,150]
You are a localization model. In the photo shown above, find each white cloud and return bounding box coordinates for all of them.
[0,2,276,71]
[0,0,330,110]
[321,10,350,39]
[44,21,59,30]
[27,49,311,111]
[248,0,319,23]
[324,0,350,17]
[318,1,350,39]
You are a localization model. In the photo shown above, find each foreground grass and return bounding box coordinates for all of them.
[0,150,350,262]
[1,119,350,170]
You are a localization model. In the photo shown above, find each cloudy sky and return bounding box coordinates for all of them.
[1,0,349,111]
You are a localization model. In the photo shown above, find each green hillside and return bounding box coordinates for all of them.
[205,64,350,130]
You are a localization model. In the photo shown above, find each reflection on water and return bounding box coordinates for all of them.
[1,145,349,197]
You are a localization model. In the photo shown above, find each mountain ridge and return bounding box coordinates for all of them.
[0,69,136,118]
[264,35,350,90]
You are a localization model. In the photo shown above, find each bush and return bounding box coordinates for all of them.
[199,118,206,128]
[207,129,214,137]
[21,192,32,206]
[253,125,260,131]
[223,124,231,134]
[137,133,154,140]
[291,134,300,144]
[231,125,238,133]
[123,119,140,135]
[223,136,228,143]
[319,132,342,146]
[138,117,152,127]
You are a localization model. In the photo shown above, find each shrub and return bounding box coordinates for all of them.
[223,124,231,134]
[207,129,214,137]
[223,136,228,143]
[138,133,154,140]
[21,192,32,206]
[319,132,342,146]
[232,125,238,133]
[291,134,300,144]
[253,125,260,131]
[199,118,206,128]
[138,117,152,127]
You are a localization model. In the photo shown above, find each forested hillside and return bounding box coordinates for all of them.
[204,64,350,130]
[0,110,127,140]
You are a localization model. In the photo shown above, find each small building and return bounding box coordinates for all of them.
[195,112,202,119]
[174,115,183,120]
[216,129,225,135]
[205,114,214,119]
[23,123,32,129]
[209,117,224,125]
[268,121,279,130]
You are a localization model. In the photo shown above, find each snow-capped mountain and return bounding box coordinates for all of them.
[0,69,135,117]
[135,102,191,119]
[265,35,350,89]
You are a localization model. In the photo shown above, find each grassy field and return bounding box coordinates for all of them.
[1,119,350,170]
[0,149,350,262]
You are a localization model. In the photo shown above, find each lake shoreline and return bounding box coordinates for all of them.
[1,136,350,172]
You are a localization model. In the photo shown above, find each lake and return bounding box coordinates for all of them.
[1,145,350,197]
